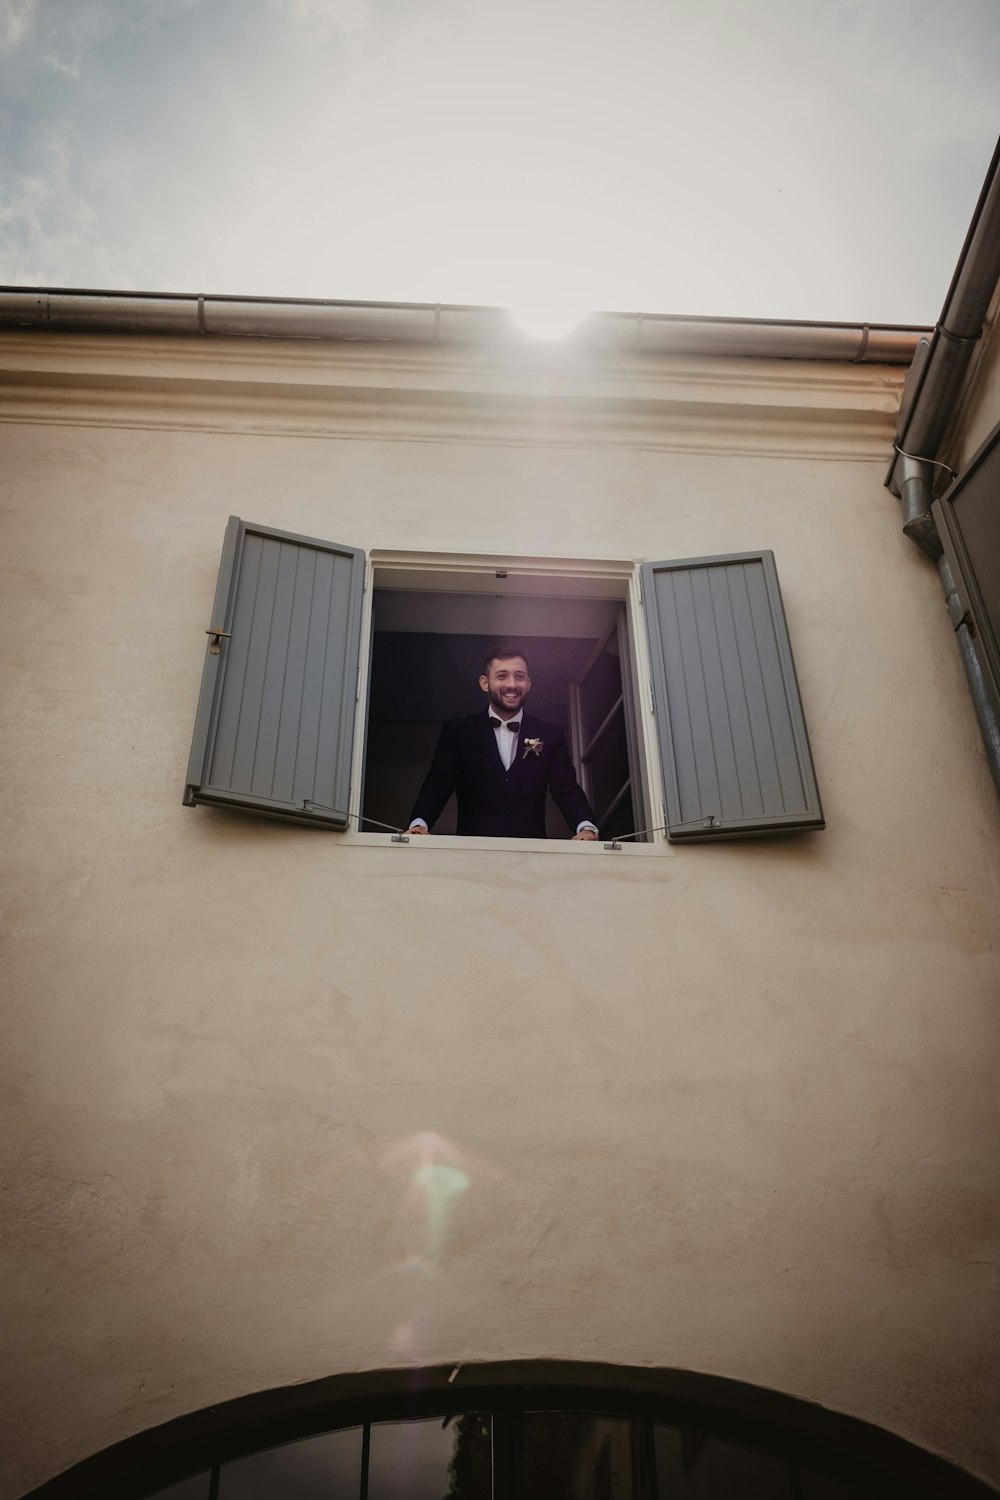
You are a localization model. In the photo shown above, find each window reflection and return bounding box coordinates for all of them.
[219,1426,362,1499]
[525,1413,641,1500]
[368,1414,492,1500]
[654,1424,793,1498]
[799,1472,866,1500]
[148,1477,211,1500]
[142,1407,873,1500]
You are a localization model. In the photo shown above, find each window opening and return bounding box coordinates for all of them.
[360,576,644,841]
[144,1407,874,1500]
[217,1427,362,1500]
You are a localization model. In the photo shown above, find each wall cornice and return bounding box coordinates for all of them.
[0,331,904,459]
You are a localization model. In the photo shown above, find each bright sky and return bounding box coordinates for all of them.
[0,0,997,324]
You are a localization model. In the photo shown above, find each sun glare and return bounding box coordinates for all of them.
[511,305,589,340]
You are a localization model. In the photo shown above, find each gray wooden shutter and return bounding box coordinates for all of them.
[641,551,824,840]
[932,422,1000,726]
[184,517,365,828]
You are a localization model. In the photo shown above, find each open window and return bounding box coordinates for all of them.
[185,522,824,846]
[359,555,648,841]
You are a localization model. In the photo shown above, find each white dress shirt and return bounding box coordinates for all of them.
[490,709,522,769]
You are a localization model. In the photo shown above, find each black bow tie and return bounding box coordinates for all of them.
[489,717,520,731]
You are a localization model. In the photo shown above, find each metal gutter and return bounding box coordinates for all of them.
[0,286,926,363]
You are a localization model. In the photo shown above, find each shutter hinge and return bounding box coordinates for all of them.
[205,626,232,655]
[637,575,643,605]
[647,680,655,714]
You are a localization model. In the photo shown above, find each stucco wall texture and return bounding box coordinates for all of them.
[2,336,999,1498]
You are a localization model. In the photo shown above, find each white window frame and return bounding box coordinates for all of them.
[339,548,674,856]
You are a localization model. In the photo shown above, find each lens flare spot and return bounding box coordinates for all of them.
[399,1253,434,1275]
[383,1133,471,1256]
[391,1320,420,1361]
[413,1163,470,1199]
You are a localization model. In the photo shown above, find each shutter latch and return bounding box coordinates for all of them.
[671,813,722,833]
[206,626,232,654]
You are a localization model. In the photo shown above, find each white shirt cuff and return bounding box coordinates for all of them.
[409,819,428,830]
[576,821,598,834]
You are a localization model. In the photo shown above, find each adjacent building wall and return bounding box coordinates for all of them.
[2,331,999,1496]
[947,284,1000,472]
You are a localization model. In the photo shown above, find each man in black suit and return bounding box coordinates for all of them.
[408,646,599,840]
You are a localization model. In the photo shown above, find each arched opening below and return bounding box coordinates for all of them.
[25,1362,997,1500]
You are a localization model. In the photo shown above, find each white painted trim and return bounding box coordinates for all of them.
[336,831,668,856]
[624,564,667,839]
[0,332,905,461]
[369,550,635,596]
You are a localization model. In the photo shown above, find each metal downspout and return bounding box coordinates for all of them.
[898,453,943,560]
[887,138,1000,796]
[900,454,1000,794]
[939,552,1000,791]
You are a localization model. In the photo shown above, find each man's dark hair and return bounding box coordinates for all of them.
[481,645,529,676]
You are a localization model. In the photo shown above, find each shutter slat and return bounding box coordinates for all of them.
[725,563,783,812]
[744,561,808,811]
[690,565,743,818]
[230,536,282,793]
[273,545,316,805]
[642,551,824,841]
[209,530,264,792]
[658,568,703,823]
[253,541,300,798]
[709,564,764,817]
[296,549,335,805]
[317,550,359,809]
[185,519,364,828]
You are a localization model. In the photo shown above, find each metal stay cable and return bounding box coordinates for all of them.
[302,800,410,837]
[304,800,669,847]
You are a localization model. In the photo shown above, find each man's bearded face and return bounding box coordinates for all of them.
[479,656,531,718]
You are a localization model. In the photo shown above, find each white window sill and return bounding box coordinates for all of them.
[336,831,673,856]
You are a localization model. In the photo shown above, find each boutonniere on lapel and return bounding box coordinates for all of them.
[522,737,544,760]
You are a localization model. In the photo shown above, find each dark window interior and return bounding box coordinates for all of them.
[149,1411,873,1500]
[361,588,638,839]
[525,1413,643,1500]
[217,1428,362,1499]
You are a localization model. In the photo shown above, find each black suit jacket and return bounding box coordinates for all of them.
[409,710,596,838]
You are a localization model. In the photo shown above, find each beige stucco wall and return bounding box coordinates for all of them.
[2,333,999,1496]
